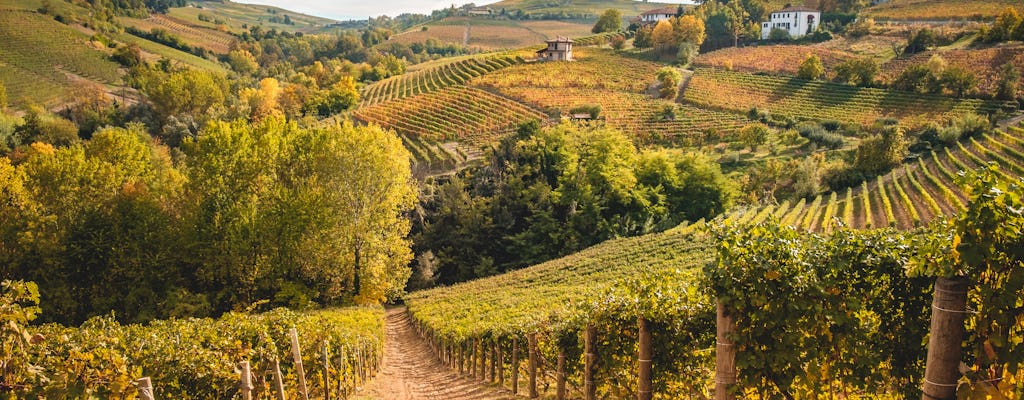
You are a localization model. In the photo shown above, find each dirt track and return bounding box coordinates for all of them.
[354,307,515,400]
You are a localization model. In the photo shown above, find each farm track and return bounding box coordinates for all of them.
[355,308,513,400]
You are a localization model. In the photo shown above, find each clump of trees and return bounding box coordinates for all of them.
[979,7,1024,43]
[414,121,736,284]
[592,9,622,33]
[892,55,977,98]
[797,54,825,80]
[656,67,684,99]
[0,119,416,324]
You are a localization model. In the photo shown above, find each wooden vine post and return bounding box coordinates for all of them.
[922,277,969,400]
[497,338,505,386]
[239,361,254,400]
[490,339,498,382]
[459,342,465,375]
[272,359,286,400]
[478,338,487,380]
[637,318,652,400]
[528,333,539,399]
[715,300,737,400]
[136,377,154,400]
[556,346,567,400]
[289,328,310,400]
[322,343,331,400]
[512,337,520,395]
[584,325,597,400]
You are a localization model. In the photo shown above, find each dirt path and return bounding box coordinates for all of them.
[354,307,515,400]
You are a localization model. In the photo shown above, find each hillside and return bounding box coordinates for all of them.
[166,0,337,34]
[390,17,594,50]
[862,0,1024,21]
[482,0,684,18]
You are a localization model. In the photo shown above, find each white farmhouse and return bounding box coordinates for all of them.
[639,7,678,25]
[760,6,821,40]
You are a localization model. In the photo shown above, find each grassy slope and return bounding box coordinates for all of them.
[391,17,594,50]
[862,0,1024,21]
[167,0,337,34]
[483,0,682,17]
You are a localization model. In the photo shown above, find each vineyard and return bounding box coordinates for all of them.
[682,68,1015,129]
[5,298,385,399]
[354,85,549,144]
[358,54,524,106]
[862,0,1024,20]
[119,14,237,54]
[165,0,335,34]
[693,45,859,77]
[0,10,122,106]
[878,46,1024,99]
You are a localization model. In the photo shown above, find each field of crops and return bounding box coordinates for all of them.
[166,1,335,34]
[0,10,122,106]
[359,54,524,106]
[694,45,859,77]
[474,48,659,93]
[119,14,236,54]
[862,0,1024,20]
[355,85,549,144]
[682,68,1014,129]
[720,123,1024,232]
[878,45,1024,99]
[11,306,385,399]
[107,31,229,73]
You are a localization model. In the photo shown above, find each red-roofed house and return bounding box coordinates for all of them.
[760,6,821,39]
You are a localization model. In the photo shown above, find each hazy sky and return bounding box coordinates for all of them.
[234,0,692,21]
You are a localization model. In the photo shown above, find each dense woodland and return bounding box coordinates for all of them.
[1,0,1024,396]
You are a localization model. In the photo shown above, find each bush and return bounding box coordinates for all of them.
[833,57,878,87]
[797,53,825,80]
[677,42,698,67]
[845,17,874,38]
[656,67,683,99]
[798,122,844,149]
[569,104,602,119]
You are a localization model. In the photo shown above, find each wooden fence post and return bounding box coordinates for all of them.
[239,361,254,400]
[528,333,539,399]
[337,346,347,398]
[479,338,487,381]
[557,346,567,400]
[460,342,466,375]
[497,338,505,386]
[638,318,652,400]
[272,359,286,400]
[922,277,969,400]
[584,325,597,400]
[136,377,154,400]
[471,338,478,379]
[716,300,737,400]
[289,328,310,400]
[490,339,497,383]
[322,343,331,400]
[512,337,520,395]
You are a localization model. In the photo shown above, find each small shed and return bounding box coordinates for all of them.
[536,36,573,61]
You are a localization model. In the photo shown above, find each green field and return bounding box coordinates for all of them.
[167,0,338,34]
[0,10,122,107]
[487,0,685,18]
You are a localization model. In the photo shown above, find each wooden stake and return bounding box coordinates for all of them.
[239,361,254,400]
[490,339,497,383]
[512,337,520,395]
[498,339,505,386]
[322,343,331,400]
[557,347,567,400]
[716,301,737,400]
[478,338,486,381]
[922,277,969,400]
[528,333,539,399]
[290,328,310,400]
[638,318,652,400]
[584,325,597,400]
[272,359,286,400]
[136,377,154,400]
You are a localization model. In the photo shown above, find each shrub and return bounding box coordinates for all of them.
[570,104,602,119]
[656,67,683,99]
[797,53,825,80]
[677,42,698,67]
[833,57,878,87]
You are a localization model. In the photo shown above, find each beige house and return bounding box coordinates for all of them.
[536,37,573,61]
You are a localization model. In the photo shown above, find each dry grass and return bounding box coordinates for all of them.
[862,0,1024,21]
[694,45,859,77]
[879,45,1024,98]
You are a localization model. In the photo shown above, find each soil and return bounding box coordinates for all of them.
[353,307,515,400]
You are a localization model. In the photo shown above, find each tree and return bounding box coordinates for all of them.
[609,34,626,50]
[905,28,936,54]
[995,62,1020,101]
[739,123,770,151]
[652,19,676,53]
[941,66,977,98]
[238,77,283,121]
[634,25,654,48]
[592,9,622,33]
[854,126,907,176]
[986,7,1022,42]
[674,14,707,46]
[137,67,228,127]
[16,105,80,147]
[227,49,259,75]
[833,57,878,87]
[305,76,359,117]
[112,44,143,67]
[677,42,699,67]
[656,67,683,99]
[797,53,825,80]
[845,17,874,38]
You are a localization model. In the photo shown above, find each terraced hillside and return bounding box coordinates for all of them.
[862,0,1024,21]
[354,85,549,145]
[390,17,593,51]
[879,46,1024,99]
[166,0,337,34]
[720,123,1024,232]
[119,14,237,54]
[485,0,684,18]
[358,54,525,106]
[0,10,122,106]
[682,68,1014,129]
[694,45,860,77]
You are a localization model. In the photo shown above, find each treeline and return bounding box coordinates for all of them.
[411,122,736,286]
[0,118,415,325]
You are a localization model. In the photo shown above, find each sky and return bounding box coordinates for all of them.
[234,0,693,21]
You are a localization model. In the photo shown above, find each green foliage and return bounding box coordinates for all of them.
[569,104,602,119]
[134,66,229,137]
[983,7,1023,42]
[1,280,43,393]
[15,306,383,399]
[0,80,6,110]
[854,125,907,177]
[905,28,936,54]
[676,42,698,68]
[656,67,683,99]
[941,66,977,98]
[592,9,622,34]
[304,76,360,117]
[833,57,878,87]
[738,123,769,151]
[707,222,932,398]
[415,122,734,283]
[227,49,259,75]
[111,44,142,68]
[995,62,1020,101]
[633,24,653,49]
[797,53,825,81]
[15,105,80,147]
